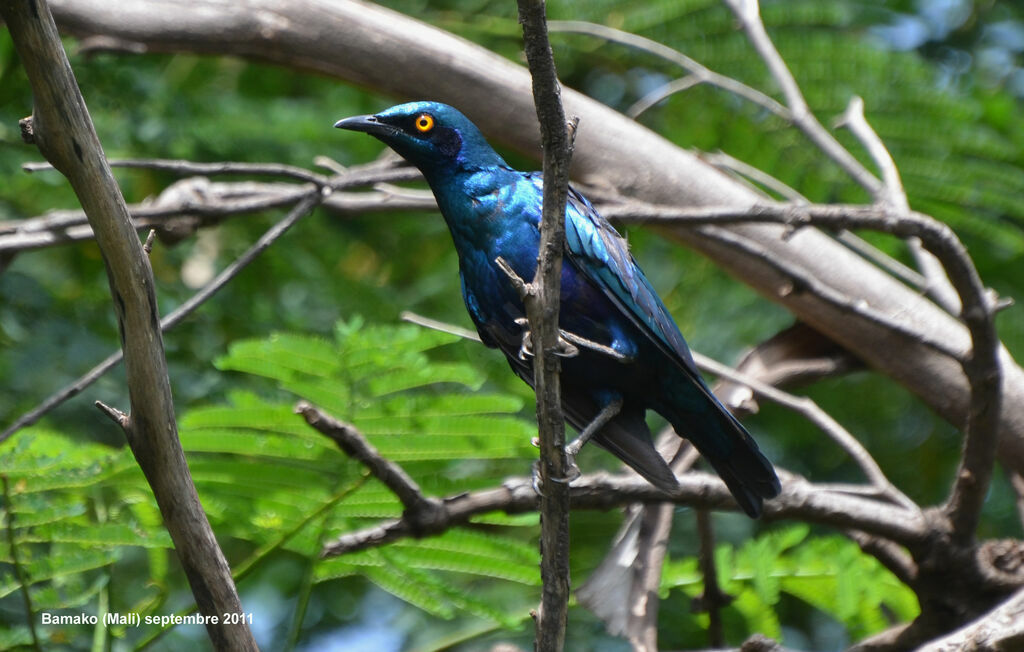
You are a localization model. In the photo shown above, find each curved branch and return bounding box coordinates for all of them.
[603,200,1002,541]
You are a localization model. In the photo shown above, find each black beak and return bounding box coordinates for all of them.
[334,114,393,136]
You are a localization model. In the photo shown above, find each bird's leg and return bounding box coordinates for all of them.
[554,397,624,485]
[566,397,623,458]
[558,329,633,362]
[512,316,631,363]
[529,398,623,493]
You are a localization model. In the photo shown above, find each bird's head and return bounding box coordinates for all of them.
[334,101,507,176]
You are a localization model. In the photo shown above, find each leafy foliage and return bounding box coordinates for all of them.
[0,321,544,650]
[662,524,918,646]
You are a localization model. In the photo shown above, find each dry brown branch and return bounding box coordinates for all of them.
[836,96,960,313]
[0,1,257,649]
[515,3,574,646]
[295,402,446,530]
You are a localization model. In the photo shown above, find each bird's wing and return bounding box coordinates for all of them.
[527,174,701,379]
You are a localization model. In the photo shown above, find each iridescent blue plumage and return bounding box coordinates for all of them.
[335,101,780,517]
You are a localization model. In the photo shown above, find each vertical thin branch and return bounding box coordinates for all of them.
[695,508,727,647]
[516,1,574,650]
[836,96,960,313]
[0,2,257,649]
[2,476,42,652]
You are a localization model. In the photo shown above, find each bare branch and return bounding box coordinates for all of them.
[0,2,256,648]
[694,348,917,511]
[318,470,927,558]
[836,96,960,313]
[516,2,575,648]
[0,160,425,254]
[722,0,884,200]
[399,311,482,342]
[694,510,729,647]
[551,20,790,120]
[295,402,442,519]
[24,157,332,185]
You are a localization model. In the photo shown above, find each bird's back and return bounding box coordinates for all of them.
[446,169,779,516]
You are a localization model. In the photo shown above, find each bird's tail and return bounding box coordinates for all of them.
[663,394,780,518]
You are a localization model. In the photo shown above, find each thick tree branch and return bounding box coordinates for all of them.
[916,585,1024,651]
[0,1,257,649]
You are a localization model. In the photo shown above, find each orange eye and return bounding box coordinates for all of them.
[415,113,435,133]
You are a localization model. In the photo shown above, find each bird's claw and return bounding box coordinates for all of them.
[514,318,580,360]
[530,457,582,496]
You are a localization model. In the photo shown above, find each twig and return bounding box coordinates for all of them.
[836,97,960,313]
[517,2,576,650]
[627,75,702,118]
[721,0,885,200]
[691,350,917,511]
[399,311,482,342]
[694,509,728,647]
[834,97,907,211]
[702,150,808,202]
[2,476,42,652]
[24,157,331,185]
[0,190,322,443]
[319,469,928,558]
[1,161,425,254]
[295,402,443,520]
[551,20,790,120]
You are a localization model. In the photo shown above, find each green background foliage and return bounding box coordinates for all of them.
[1,0,1022,649]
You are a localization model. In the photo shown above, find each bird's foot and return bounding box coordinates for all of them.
[530,458,582,496]
[514,317,579,360]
